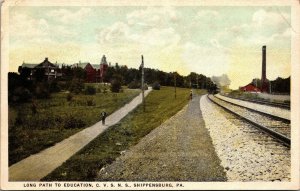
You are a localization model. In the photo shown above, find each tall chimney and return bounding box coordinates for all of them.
[261,45,267,92]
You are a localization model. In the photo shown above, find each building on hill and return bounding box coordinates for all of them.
[73,55,109,83]
[239,83,261,93]
[18,57,62,81]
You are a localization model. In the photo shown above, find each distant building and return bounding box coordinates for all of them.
[100,55,108,81]
[239,84,261,93]
[18,57,62,81]
[73,55,109,83]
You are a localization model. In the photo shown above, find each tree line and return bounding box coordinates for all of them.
[8,64,217,104]
[250,76,290,94]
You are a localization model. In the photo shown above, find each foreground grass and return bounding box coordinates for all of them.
[9,89,140,166]
[44,87,195,181]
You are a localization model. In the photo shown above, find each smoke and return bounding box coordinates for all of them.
[211,74,231,87]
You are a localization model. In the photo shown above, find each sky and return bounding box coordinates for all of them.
[9,6,291,89]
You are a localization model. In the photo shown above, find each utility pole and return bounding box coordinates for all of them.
[196,74,199,89]
[174,72,177,99]
[141,55,145,112]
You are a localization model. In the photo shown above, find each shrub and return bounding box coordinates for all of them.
[63,115,86,129]
[103,87,108,94]
[66,93,73,101]
[49,81,61,93]
[57,81,68,91]
[86,98,96,106]
[143,84,148,90]
[111,79,122,93]
[84,86,96,95]
[12,87,32,103]
[69,80,84,94]
[152,82,160,90]
[127,80,141,89]
[34,83,50,99]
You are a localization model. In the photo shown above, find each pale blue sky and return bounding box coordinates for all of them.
[9,6,291,88]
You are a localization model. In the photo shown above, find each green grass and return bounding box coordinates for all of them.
[8,88,140,166]
[44,87,197,181]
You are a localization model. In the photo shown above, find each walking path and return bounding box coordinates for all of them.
[97,94,226,181]
[216,94,290,120]
[9,88,152,181]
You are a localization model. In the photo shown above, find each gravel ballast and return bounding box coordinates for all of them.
[216,94,290,120]
[97,95,227,181]
[200,95,290,181]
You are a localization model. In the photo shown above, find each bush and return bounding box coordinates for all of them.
[63,115,86,129]
[11,87,32,103]
[86,98,96,106]
[66,93,73,101]
[34,83,50,99]
[69,80,84,94]
[110,74,123,93]
[143,84,148,90]
[103,87,108,94]
[49,81,61,93]
[152,82,160,90]
[127,80,141,89]
[84,86,96,95]
[57,81,68,91]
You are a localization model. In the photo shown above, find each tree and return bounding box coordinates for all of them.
[110,74,123,93]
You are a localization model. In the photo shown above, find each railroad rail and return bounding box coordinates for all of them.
[215,94,290,123]
[207,94,290,147]
[220,94,290,110]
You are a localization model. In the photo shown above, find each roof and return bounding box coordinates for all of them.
[73,62,90,69]
[21,63,37,68]
[35,58,58,68]
[240,83,261,92]
[92,64,100,70]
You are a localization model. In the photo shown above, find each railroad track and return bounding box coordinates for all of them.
[220,94,290,110]
[207,94,290,147]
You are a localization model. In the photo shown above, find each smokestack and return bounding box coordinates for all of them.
[261,45,266,82]
[261,45,268,92]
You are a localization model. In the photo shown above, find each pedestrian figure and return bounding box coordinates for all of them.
[190,90,193,100]
[101,111,107,125]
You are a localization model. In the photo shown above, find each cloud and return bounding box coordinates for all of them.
[47,8,92,24]
[126,7,179,27]
[252,9,290,27]
[97,22,130,44]
[215,8,291,52]
[196,10,219,18]
[10,12,49,38]
[97,7,181,48]
[182,42,229,77]
[10,11,77,45]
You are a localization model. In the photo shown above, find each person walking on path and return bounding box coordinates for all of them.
[101,111,107,125]
[190,90,193,100]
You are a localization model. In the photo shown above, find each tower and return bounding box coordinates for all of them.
[261,45,268,92]
[100,55,108,82]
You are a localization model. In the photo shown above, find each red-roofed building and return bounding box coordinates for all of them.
[239,84,261,92]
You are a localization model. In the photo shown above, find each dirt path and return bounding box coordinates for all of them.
[9,88,152,181]
[97,94,227,181]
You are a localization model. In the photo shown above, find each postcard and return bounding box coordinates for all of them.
[1,0,300,190]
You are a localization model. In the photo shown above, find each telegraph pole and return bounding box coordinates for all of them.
[174,72,177,99]
[141,55,145,112]
[196,74,199,89]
